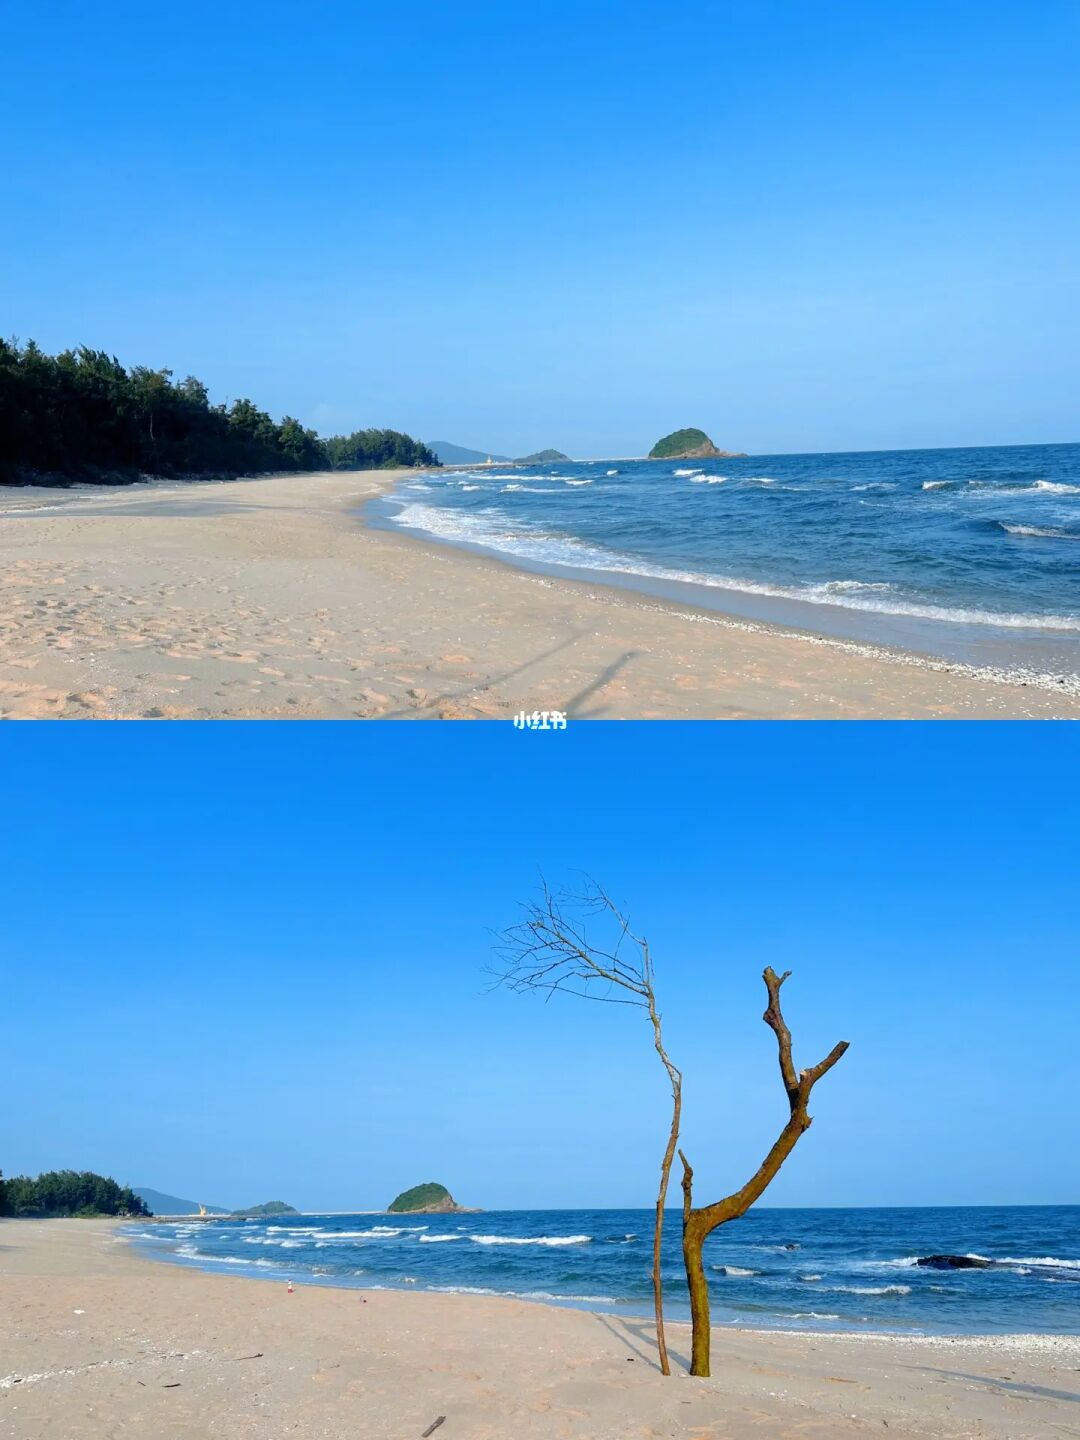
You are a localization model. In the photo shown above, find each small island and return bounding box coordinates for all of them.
[516,449,570,463]
[231,1200,299,1218]
[387,1181,473,1214]
[648,427,746,460]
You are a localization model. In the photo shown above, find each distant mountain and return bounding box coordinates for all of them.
[134,1187,230,1216]
[649,428,746,460]
[428,440,510,465]
[516,449,570,463]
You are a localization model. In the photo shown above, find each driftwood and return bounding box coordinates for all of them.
[678,967,848,1376]
[495,879,682,1376]
[421,1419,446,1438]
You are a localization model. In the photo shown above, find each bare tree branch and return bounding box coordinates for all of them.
[679,968,848,1377]
[494,877,682,1378]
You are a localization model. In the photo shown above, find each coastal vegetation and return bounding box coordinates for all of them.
[517,449,570,463]
[0,1169,150,1218]
[496,879,848,1380]
[0,338,438,485]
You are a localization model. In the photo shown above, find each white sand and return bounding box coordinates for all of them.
[1,470,1077,718]
[2,1218,1077,1438]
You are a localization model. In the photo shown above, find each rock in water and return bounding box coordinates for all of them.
[915,1254,993,1269]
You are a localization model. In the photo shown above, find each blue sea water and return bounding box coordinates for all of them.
[369,444,1080,683]
[128,1205,1080,1337]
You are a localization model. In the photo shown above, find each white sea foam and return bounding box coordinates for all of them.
[965,479,1080,496]
[419,1234,461,1243]
[460,484,482,491]
[674,467,703,477]
[319,1226,426,1239]
[1000,523,1078,539]
[711,1265,760,1276]
[922,480,951,490]
[821,580,895,594]
[468,1234,592,1247]
[998,1255,1080,1269]
[827,1284,912,1296]
[690,476,727,484]
[386,499,1080,633]
[564,479,593,486]
[606,469,619,475]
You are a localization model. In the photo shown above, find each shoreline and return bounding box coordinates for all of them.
[369,478,1080,691]
[368,492,1080,700]
[2,469,1078,718]
[2,1219,1077,1440]
[125,1220,1077,1345]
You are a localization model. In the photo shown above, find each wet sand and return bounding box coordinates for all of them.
[1,470,1077,719]
[2,1218,1076,1439]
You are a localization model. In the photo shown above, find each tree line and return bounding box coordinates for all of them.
[0,1168,151,1218]
[0,339,439,484]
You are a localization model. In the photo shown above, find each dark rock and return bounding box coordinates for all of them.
[915,1254,992,1270]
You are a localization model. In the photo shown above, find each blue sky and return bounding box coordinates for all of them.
[3,1,1078,457]
[3,722,1077,1211]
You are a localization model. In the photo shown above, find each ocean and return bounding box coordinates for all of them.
[368,443,1080,686]
[128,1205,1080,1337]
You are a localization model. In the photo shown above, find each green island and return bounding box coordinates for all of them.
[516,448,570,463]
[648,427,745,460]
[0,338,439,486]
[0,1169,150,1218]
[387,1181,469,1213]
[231,1200,299,1218]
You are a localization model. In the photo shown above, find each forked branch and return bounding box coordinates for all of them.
[680,967,848,1376]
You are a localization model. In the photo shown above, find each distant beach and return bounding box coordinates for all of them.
[3,1217,1077,1440]
[1,468,1078,719]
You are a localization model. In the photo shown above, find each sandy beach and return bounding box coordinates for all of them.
[2,1219,1076,1440]
[1,469,1077,720]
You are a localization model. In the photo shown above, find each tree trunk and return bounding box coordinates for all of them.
[651,1078,681,1376]
[682,1214,712,1377]
[675,970,849,1379]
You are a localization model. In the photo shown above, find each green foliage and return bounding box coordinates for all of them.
[0,338,438,484]
[648,427,713,458]
[0,1169,151,1218]
[387,1181,451,1212]
[231,1200,298,1217]
[517,449,569,463]
[322,428,438,471]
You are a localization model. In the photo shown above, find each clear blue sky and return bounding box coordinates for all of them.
[3,1,1078,458]
[2,722,1076,1211]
